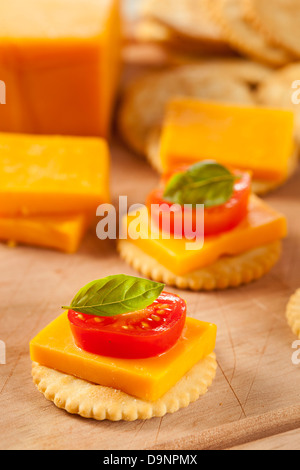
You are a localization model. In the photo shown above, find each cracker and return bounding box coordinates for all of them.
[145,129,298,195]
[32,353,217,421]
[141,0,227,46]
[118,60,268,155]
[256,63,300,146]
[118,239,281,291]
[286,289,300,338]
[205,0,293,66]
[245,0,300,58]
[136,19,233,55]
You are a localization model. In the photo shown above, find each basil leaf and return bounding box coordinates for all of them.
[163,161,237,208]
[62,275,165,317]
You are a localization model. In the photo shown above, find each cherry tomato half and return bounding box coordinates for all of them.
[147,170,251,238]
[68,292,187,359]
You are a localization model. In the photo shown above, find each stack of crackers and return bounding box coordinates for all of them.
[136,0,300,66]
[119,0,300,193]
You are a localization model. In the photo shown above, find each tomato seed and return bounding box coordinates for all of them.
[77,314,84,320]
[151,315,161,321]
[156,310,165,315]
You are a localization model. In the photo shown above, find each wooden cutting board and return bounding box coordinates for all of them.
[0,134,299,450]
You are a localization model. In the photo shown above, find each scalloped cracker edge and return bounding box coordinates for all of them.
[32,353,217,422]
[118,240,281,291]
[204,0,293,66]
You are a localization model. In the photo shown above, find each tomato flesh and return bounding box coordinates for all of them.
[147,170,251,238]
[68,292,186,359]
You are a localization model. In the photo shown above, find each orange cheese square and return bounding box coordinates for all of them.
[0,213,89,253]
[123,195,287,276]
[0,0,121,138]
[30,312,217,401]
[0,133,110,217]
[160,99,295,181]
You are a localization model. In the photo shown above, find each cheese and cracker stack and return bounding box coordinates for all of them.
[158,99,297,193]
[30,276,217,421]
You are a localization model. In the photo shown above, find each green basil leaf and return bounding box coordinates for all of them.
[163,160,237,208]
[62,275,165,317]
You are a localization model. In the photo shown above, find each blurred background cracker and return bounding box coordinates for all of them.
[140,0,230,48]
[245,0,300,58]
[205,0,294,66]
[256,63,300,147]
[117,59,271,157]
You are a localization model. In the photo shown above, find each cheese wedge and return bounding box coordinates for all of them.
[0,213,89,253]
[0,0,121,138]
[0,133,110,217]
[122,195,287,276]
[160,99,295,182]
[30,312,217,402]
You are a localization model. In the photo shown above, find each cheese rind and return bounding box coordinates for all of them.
[160,99,295,181]
[123,195,287,276]
[0,0,121,138]
[0,214,89,253]
[0,133,110,217]
[30,313,217,402]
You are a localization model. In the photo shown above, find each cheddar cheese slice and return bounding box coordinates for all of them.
[0,213,89,253]
[122,195,287,276]
[160,99,295,182]
[0,133,110,217]
[30,312,217,402]
[0,0,121,138]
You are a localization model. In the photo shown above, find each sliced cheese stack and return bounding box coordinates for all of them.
[0,0,121,138]
[30,312,217,401]
[0,133,110,253]
[122,196,287,276]
[159,99,296,183]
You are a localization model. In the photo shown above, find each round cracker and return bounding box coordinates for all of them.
[286,289,300,338]
[118,60,269,156]
[32,353,217,421]
[245,0,300,58]
[141,0,227,46]
[136,19,233,55]
[256,63,300,146]
[118,240,281,291]
[205,0,293,66]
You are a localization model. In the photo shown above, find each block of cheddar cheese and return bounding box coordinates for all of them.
[0,0,121,138]
[30,312,217,401]
[0,133,110,217]
[0,213,89,253]
[160,99,295,182]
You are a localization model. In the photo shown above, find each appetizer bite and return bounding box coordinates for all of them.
[286,289,300,339]
[150,99,297,195]
[30,275,217,421]
[118,161,287,291]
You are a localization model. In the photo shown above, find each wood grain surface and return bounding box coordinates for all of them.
[1,2,298,451]
[0,132,299,450]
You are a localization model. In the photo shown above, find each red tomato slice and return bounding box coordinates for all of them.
[147,170,251,238]
[68,292,186,359]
